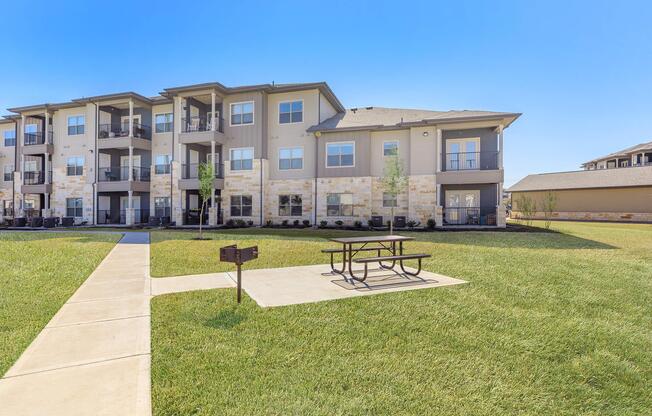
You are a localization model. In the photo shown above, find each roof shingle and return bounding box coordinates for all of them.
[507,166,652,192]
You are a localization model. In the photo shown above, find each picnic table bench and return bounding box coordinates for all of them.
[324,235,431,282]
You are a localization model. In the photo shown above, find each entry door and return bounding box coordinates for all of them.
[446,138,480,170]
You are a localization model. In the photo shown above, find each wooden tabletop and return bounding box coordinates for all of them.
[329,235,415,244]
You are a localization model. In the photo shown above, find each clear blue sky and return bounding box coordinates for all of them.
[1,0,650,186]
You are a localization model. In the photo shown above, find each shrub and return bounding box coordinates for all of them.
[335,220,344,227]
[426,218,436,229]
[235,219,246,228]
[293,219,300,227]
[367,219,374,228]
[265,220,273,227]
[302,219,311,227]
[354,220,362,228]
[225,219,235,228]
[406,219,419,229]
[247,220,254,227]
[319,220,328,228]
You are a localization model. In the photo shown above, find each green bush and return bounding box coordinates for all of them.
[319,220,328,228]
[426,218,436,229]
[302,220,311,227]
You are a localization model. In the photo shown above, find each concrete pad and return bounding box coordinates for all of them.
[5,316,150,377]
[47,297,150,328]
[69,279,148,302]
[151,273,234,296]
[237,263,467,307]
[0,355,150,416]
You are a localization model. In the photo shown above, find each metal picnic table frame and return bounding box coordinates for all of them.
[327,235,422,281]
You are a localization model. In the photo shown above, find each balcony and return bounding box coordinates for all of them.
[21,170,52,194]
[179,116,226,145]
[438,151,502,185]
[98,123,152,150]
[22,131,53,155]
[443,207,497,226]
[178,163,225,190]
[97,166,151,192]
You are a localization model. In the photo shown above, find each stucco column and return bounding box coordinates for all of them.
[498,124,504,170]
[211,92,216,131]
[435,128,442,173]
[126,190,135,226]
[435,183,443,227]
[44,112,49,143]
[128,145,134,181]
[128,99,134,137]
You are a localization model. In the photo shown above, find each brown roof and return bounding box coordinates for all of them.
[508,166,652,192]
[582,140,652,166]
[308,107,520,132]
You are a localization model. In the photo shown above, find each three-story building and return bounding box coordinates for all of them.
[0,81,520,227]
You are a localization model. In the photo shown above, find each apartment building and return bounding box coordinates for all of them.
[509,141,652,223]
[0,81,520,227]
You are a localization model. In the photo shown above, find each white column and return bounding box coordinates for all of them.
[44,153,49,184]
[128,99,134,137]
[20,115,25,146]
[498,124,504,170]
[128,145,134,181]
[211,92,216,131]
[44,112,50,143]
[436,128,443,172]
[175,96,182,135]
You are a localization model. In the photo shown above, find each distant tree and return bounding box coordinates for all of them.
[198,162,214,239]
[541,191,558,229]
[515,194,536,227]
[381,156,408,234]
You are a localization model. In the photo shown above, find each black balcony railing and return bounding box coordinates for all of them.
[154,207,171,218]
[2,208,14,217]
[181,163,224,179]
[445,151,499,171]
[97,209,150,224]
[98,123,151,140]
[24,131,53,146]
[184,209,209,225]
[23,170,51,185]
[98,166,151,182]
[443,207,481,225]
[181,116,224,133]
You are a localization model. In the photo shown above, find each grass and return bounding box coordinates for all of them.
[151,222,652,415]
[0,232,121,375]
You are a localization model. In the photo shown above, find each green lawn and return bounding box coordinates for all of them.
[0,232,121,375]
[151,222,652,415]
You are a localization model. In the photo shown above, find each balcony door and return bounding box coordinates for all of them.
[120,155,141,180]
[446,190,480,224]
[120,196,141,211]
[446,138,480,170]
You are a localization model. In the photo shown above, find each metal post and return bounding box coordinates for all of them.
[237,263,242,304]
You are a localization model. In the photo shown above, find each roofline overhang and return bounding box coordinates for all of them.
[72,91,154,105]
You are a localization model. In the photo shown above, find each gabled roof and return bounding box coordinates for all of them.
[507,166,652,192]
[307,107,521,132]
[581,140,652,167]
[72,92,155,105]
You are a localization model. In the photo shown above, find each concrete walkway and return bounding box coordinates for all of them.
[0,232,151,416]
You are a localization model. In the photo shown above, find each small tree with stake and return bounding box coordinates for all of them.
[197,162,214,240]
[381,155,407,235]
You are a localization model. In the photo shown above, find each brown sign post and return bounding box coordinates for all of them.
[219,244,258,303]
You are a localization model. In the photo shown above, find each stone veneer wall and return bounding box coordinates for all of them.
[370,177,409,221]
[264,178,315,224]
[408,175,437,225]
[150,171,171,211]
[511,210,652,223]
[50,165,94,222]
[222,159,266,225]
[316,176,372,225]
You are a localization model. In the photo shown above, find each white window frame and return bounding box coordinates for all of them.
[325,141,355,168]
[278,146,304,170]
[66,197,83,218]
[382,192,398,208]
[3,164,13,182]
[230,194,253,217]
[229,101,255,127]
[278,99,304,125]
[67,115,85,136]
[154,113,173,134]
[66,156,84,176]
[229,147,254,171]
[278,194,303,217]
[446,137,480,170]
[3,129,16,147]
[155,155,171,174]
[383,140,399,157]
[326,193,354,217]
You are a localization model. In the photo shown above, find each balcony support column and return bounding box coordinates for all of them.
[44,153,49,184]
[126,190,135,226]
[129,99,134,137]
[436,128,442,173]
[435,183,443,227]
[128,145,134,182]
[211,92,216,132]
[209,140,217,226]
[498,124,504,170]
[44,112,49,143]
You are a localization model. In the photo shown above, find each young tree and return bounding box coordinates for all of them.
[381,155,408,234]
[541,190,558,229]
[198,162,214,240]
[515,194,536,227]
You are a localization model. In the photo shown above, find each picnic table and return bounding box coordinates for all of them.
[325,235,430,282]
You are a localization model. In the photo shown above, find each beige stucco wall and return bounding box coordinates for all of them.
[511,187,652,214]
[319,93,338,122]
[409,126,437,175]
[369,129,410,177]
[222,91,265,159]
[317,130,371,178]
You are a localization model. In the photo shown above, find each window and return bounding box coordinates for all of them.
[66,157,84,176]
[67,115,85,135]
[3,130,16,147]
[230,195,252,217]
[383,141,399,156]
[230,102,254,126]
[3,165,13,182]
[327,193,353,216]
[155,155,171,174]
[154,197,171,217]
[66,198,83,217]
[155,113,173,133]
[382,193,397,207]
[279,194,302,216]
[230,148,253,171]
[326,142,354,167]
[279,100,303,124]
[279,147,303,170]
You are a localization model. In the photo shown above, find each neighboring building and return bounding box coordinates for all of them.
[0,81,520,227]
[508,142,652,223]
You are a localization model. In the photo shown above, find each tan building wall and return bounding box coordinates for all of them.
[150,103,173,209]
[316,176,373,225]
[511,187,652,223]
[0,121,16,212]
[222,159,266,225]
[369,129,411,177]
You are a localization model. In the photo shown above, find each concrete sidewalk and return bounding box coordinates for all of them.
[0,232,151,416]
